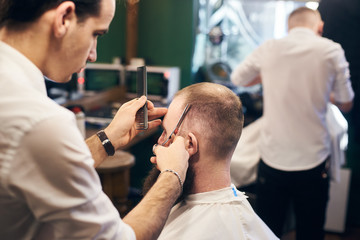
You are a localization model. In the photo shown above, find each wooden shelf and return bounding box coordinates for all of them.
[62,87,126,111]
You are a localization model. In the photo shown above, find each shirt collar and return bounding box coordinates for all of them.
[0,41,47,96]
[184,184,247,203]
[288,27,317,37]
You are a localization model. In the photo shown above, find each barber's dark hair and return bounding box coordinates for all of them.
[0,0,101,28]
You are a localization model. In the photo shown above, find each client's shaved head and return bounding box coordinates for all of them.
[143,82,244,201]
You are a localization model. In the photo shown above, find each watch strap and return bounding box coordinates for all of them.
[96,130,115,156]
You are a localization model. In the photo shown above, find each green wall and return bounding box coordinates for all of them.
[96,0,196,89]
[137,0,195,88]
[96,3,127,63]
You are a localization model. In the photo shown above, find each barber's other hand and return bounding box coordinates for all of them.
[151,136,190,181]
[105,96,167,149]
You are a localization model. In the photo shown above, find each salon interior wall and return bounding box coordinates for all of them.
[96,2,126,65]
[96,0,196,89]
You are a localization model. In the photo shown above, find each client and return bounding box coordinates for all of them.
[144,82,278,239]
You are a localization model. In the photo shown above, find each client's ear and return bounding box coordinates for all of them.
[185,133,198,156]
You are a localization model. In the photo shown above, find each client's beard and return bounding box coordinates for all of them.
[142,163,195,203]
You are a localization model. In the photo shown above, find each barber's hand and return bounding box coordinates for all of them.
[147,99,168,122]
[151,136,190,181]
[104,96,167,149]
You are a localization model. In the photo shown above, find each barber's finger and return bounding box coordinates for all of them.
[148,107,167,121]
[122,96,147,110]
[120,96,140,107]
[150,156,161,171]
[147,119,162,131]
[133,95,147,109]
[146,100,155,110]
[150,156,157,164]
[152,143,160,156]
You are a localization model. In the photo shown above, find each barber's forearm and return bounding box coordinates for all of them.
[123,173,181,240]
[244,74,262,87]
[231,66,260,87]
[335,101,353,113]
[86,134,108,167]
[329,93,353,113]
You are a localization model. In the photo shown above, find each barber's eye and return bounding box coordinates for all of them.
[93,33,103,38]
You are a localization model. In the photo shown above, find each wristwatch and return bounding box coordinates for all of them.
[96,130,115,156]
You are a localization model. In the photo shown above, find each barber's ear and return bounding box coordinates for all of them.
[185,132,198,156]
[53,2,76,38]
[317,21,324,36]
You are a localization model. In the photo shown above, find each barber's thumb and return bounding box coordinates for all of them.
[133,96,147,110]
[137,95,147,104]
[152,143,164,156]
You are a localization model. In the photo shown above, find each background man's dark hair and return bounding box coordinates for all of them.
[0,0,101,29]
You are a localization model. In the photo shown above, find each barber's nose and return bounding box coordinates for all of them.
[87,41,97,62]
[87,48,97,62]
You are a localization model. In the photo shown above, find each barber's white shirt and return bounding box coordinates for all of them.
[231,28,354,171]
[158,185,278,240]
[0,41,135,239]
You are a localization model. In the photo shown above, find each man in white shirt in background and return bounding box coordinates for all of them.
[143,82,278,240]
[0,0,190,239]
[231,6,354,240]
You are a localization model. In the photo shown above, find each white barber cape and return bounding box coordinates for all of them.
[158,185,278,240]
[230,104,348,187]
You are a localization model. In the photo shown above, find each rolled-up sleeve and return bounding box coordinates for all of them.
[330,45,354,103]
[230,44,263,86]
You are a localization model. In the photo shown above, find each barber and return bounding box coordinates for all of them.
[0,0,189,239]
[231,6,354,240]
